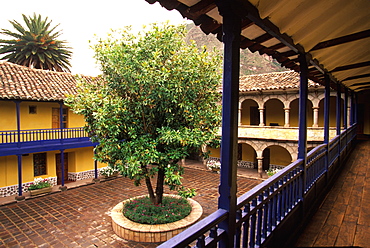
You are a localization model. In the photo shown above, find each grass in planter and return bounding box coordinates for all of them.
[123,196,192,225]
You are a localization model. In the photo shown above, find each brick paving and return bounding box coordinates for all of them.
[295,139,370,247]
[0,161,263,248]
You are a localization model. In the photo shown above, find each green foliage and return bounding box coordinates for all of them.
[66,23,221,204]
[28,177,51,190]
[123,196,192,225]
[0,13,72,72]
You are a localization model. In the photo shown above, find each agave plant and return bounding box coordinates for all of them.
[0,13,72,72]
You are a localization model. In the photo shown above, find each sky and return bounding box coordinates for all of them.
[0,0,189,76]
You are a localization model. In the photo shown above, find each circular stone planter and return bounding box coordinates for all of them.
[111,194,203,243]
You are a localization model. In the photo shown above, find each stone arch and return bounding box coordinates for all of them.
[262,145,293,170]
[289,98,314,127]
[240,99,259,125]
[318,96,344,127]
[264,98,284,127]
[237,142,257,169]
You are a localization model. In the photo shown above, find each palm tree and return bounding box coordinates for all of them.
[0,13,72,72]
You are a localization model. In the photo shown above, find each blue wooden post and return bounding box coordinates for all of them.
[14,100,21,147]
[15,154,25,201]
[216,1,241,247]
[298,53,308,197]
[59,102,64,141]
[323,75,330,144]
[59,149,67,191]
[336,84,342,136]
[350,91,355,126]
[61,149,65,186]
[323,75,330,175]
[94,147,98,179]
[344,88,348,130]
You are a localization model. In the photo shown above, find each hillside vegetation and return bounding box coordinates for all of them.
[185,24,287,75]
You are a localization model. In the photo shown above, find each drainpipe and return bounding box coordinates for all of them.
[216,1,241,247]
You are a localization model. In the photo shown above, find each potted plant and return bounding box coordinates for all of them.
[266,168,281,177]
[100,166,119,179]
[27,177,52,196]
[207,160,221,173]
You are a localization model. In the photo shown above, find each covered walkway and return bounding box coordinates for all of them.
[296,139,370,247]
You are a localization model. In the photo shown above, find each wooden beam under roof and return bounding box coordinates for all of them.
[331,61,370,72]
[310,30,370,51]
[342,73,370,82]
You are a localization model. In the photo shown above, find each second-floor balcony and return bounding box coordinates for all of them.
[0,127,95,156]
[236,125,339,142]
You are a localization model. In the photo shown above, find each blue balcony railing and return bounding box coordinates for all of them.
[159,124,357,247]
[0,127,87,144]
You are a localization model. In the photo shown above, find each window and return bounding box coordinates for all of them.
[29,105,37,114]
[34,153,47,176]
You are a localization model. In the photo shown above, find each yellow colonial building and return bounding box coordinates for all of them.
[0,61,105,198]
[207,71,364,175]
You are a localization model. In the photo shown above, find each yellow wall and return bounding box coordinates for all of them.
[268,146,292,166]
[207,147,220,158]
[241,143,256,161]
[0,100,85,131]
[0,147,107,188]
[0,101,17,131]
[241,100,258,125]
[265,99,285,126]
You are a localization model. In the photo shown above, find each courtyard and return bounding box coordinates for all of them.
[0,161,263,247]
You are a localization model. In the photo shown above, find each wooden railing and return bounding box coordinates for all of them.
[158,124,357,248]
[0,127,87,144]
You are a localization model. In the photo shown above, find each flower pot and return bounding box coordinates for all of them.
[211,167,220,173]
[29,186,52,196]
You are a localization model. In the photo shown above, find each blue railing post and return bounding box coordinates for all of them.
[216,1,241,247]
[298,53,309,196]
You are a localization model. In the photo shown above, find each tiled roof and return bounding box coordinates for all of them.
[0,61,99,101]
[239,71,321,92]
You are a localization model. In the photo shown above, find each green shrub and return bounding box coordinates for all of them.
[123,196,192,225]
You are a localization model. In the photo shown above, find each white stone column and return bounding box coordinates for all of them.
[238,108,242,126]
[284,108,290,127]
[259,108,265,126]
[257,157,264,177]
[347,106,351,127]
[312,106,319,127]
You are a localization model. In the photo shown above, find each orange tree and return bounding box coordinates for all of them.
[67,23,221,204]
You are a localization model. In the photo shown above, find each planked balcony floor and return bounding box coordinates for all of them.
[295,138,370,247]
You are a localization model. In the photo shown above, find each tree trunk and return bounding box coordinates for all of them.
[155,167,165,205]
[142,166,156,204]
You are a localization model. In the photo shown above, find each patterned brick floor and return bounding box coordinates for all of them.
[295,139,370,247]
[0,163,263,248]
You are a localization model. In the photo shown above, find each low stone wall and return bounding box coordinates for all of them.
[111,194,203,243]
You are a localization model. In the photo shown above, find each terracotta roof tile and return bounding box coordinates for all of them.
[0,61,99,101]
[239,71,320,92]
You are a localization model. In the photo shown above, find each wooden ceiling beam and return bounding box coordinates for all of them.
[331,61,370,72]
[187,0,217,19]
[310,29,370,51]
[342,73,370,82]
